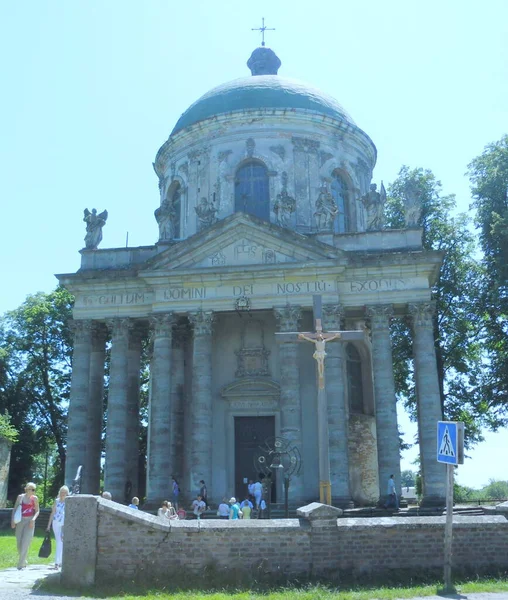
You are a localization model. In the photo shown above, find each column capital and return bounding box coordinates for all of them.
[274,304,302,332]
[189,310,214,336]
[150,312,174,338]
[322,304,344,330]
[69,319,93,342]
[408,301,436,329]
[106,317,133,340]
[366,304,394,329]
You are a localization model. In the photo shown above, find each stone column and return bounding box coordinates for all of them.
[189,310,214,498]
[125,325,143,499]
[322,304,352,506]
[104,318,131,501]
[366,304,400,503]
[409,301,446,505]
[83,322,107,494]
[65,320,93,488]
[146,313,173,505]
[274,305,304,501]
[170,324,187,482]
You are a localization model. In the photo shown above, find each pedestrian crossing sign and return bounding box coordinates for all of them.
[437,421,464,465]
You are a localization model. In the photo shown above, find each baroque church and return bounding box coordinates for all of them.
[58,45,446,508]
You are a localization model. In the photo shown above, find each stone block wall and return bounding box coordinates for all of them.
[0,437,12,508]
[62,496,508,588]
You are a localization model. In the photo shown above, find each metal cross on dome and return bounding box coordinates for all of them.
[251,17,275,47]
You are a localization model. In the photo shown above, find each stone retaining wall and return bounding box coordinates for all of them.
[62,496,508,588]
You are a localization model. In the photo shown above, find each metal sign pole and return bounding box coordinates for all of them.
[437,420,464,594]
[443,463,454,592]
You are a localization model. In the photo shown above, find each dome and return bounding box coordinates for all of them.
[171,47,355,135]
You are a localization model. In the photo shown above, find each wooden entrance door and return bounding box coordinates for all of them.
[234,416,275,501]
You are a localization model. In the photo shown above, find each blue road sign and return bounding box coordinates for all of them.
[437,421,464,465]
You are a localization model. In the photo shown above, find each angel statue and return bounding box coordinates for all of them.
[83,208,108,249]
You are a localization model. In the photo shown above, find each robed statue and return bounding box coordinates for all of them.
[361,182,386,231]
[83,208,108,249]
[314,183,338,231]
[403,181,422,227]
[195,197,218,231]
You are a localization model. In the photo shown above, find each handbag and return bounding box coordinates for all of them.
[13,504,22,525]
[38,533,52,558]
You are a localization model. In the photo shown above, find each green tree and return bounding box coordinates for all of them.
[386,167,489,446]
[480,479,508,500]
[468,136,508,422]
[0,287,74,494]
[400,469,416,487]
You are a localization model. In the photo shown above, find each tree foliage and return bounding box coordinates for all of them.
[0,287,73,497]
[386,167,490,447]
[468,135,508,420]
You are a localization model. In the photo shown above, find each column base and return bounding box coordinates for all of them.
[419,494,446,508]
[332,496,355,509]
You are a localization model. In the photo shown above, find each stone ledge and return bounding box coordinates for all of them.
[297,502,343,521]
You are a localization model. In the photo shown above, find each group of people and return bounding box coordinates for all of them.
[10,482,68,571]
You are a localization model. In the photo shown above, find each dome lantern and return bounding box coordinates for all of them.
[247,46,281,76]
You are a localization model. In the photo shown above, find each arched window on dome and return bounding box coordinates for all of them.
[331,173,350,233]
[346,343,364,414]
[235,160,270,221]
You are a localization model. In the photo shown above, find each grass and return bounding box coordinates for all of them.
[35,576,508,599]
[0,529,54,570]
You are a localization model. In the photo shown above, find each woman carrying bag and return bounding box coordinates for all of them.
[46,485,69,569]
[11,482,40,570]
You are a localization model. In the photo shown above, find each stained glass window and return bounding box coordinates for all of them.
[347,344,364,414]
[331,174,349,233]
[235,161,270,221]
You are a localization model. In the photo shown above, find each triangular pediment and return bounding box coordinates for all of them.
[143,213,342,271]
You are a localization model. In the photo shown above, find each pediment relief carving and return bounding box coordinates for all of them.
[142,214,342,272]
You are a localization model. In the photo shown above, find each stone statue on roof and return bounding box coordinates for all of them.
[83,208,108,249]
[361,182,386,231]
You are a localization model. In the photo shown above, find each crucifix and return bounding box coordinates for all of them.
[276,295,366,505]
[251,17,275,47]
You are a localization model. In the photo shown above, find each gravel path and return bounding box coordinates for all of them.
[0,567,507,600]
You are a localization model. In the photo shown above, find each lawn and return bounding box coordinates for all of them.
[0,529,54,570]
[38,575,508,600]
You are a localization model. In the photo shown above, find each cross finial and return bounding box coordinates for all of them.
[251,17,275,47]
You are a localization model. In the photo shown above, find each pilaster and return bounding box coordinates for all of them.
[322,304,352,506]
[409,301,446,505]
[189,310,214,499]
[146,313,174,504]
[65,319,93,488]
[366,304,400,503]
[274,305,304,501]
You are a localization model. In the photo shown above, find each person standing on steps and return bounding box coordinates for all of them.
[11,482,40,570]
[171,476,180,511]
[199,480,208,509]
[47,485,69,570]
[384,474,399,509]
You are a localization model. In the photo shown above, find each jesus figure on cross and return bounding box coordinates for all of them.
[298,331,342,388]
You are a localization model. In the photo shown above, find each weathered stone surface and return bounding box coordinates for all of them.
[297,501,343,520]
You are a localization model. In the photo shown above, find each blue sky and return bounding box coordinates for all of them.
[1,0,507,488]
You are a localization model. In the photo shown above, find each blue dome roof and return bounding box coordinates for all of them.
[171,75,356,135]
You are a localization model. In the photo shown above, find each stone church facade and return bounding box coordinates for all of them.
[58,46,446,508]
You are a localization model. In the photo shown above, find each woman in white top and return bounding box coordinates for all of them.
[47,485,69,569]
